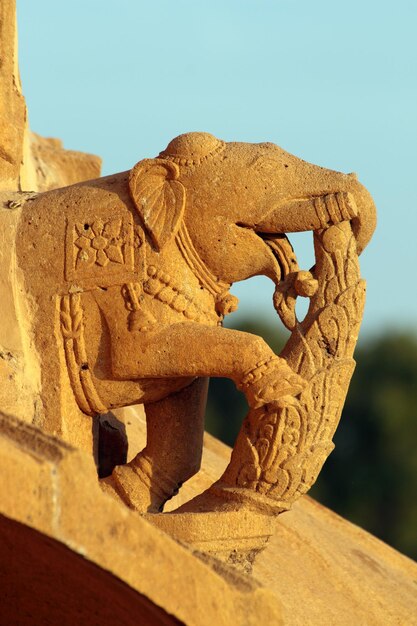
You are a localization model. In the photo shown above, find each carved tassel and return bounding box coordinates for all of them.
[122,282,156,332]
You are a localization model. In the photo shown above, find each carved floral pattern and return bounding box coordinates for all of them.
[74,218,124,268]
[220,222,365,512]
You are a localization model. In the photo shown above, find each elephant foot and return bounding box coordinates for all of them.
[99,474,129,505]
[99,470,156,512]
[100,454,181,513]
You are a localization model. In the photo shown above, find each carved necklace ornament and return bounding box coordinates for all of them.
[133,218,241,325]
[121,282,156,332]
[175,222,240,318]
[143,265,221,325]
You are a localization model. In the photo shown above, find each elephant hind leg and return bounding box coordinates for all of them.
[102,377,208,513]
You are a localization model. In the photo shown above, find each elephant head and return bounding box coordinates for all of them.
[128,132,376,311]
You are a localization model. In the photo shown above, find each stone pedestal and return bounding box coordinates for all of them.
[1,411,417,625]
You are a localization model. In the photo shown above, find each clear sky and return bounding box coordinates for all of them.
[17,0,417,338]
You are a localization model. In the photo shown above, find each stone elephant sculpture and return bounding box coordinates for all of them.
[14,132,376,513]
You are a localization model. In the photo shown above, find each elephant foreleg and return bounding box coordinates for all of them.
[104,323,306,512]
[103,377,208,512]
[111,322,306,407]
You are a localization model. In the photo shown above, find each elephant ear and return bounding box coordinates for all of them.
[128,158,185,250]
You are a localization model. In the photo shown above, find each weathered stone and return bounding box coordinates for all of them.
[23,131,101,192]
[3,131,376,531]
[0,2,101,194]
[1,411,416,625]
[0,0,102,451]
[0,0,26,191]
[5,6,414,626]
[0,0,378,568]
[0,412,282,626]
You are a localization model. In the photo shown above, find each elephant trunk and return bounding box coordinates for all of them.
[256,174,377,256]
[347,176,377,254]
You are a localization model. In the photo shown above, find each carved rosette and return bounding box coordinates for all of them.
[219,222,366,511]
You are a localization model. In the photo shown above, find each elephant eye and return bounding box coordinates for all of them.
[251,156,280,175]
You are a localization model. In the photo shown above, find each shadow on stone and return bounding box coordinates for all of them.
[97,412,128,478]
[0,513,182,626]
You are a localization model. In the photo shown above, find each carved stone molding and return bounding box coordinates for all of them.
[216,222,365,512]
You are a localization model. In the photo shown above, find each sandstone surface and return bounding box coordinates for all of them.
[1,409,417,625]
[1,3,415,624]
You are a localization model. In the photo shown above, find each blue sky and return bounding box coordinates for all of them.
[17,0,417,337]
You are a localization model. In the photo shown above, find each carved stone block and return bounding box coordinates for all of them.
[3,131,376,565]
